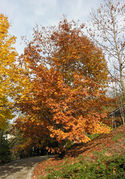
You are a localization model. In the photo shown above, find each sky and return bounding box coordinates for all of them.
[0,0,101,54]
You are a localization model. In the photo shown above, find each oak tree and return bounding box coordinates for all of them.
[16,19,110,152]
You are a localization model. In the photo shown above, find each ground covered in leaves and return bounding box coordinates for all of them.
[32,125,125,179]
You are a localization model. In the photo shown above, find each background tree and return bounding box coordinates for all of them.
[16,19,110,153]
[87,0,125,91]
[86,2,125,111]
[86,0,125,123]
[0,14,16,144]
[0,14,28,155]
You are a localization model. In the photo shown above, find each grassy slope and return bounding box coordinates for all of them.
[32,124,125,179]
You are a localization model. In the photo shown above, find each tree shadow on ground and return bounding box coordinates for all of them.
[0,156,54,179]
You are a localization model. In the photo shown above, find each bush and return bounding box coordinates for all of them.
[0,137,11,164]
[42,154,125,179]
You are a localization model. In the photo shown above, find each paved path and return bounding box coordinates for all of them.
[0,155,54,179]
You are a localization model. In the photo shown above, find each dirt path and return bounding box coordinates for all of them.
[0,155,55,179]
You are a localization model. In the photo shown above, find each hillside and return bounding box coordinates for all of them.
[32,125,125,179]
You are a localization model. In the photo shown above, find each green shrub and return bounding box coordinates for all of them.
[87,133,99,140]
[41,153,125,179]
[0,137,11,164]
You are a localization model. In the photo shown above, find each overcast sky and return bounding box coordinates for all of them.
[0,0,101,54]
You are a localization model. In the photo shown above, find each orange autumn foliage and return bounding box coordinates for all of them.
[16,19,110,152]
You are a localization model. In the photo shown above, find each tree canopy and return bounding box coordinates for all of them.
[0,14,17,130]
[16,19,110,152]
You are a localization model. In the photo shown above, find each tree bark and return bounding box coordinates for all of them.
[0,130,4,147]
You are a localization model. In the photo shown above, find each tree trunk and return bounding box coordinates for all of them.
[0,130,4,147]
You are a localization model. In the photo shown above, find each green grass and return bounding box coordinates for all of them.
[39,153,125,179]
[38,126,125,179]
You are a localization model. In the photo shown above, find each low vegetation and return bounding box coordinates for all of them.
[42,154,125,179]
[33,125,125,179]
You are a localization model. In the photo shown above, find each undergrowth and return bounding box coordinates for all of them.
[39,153,125,179]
